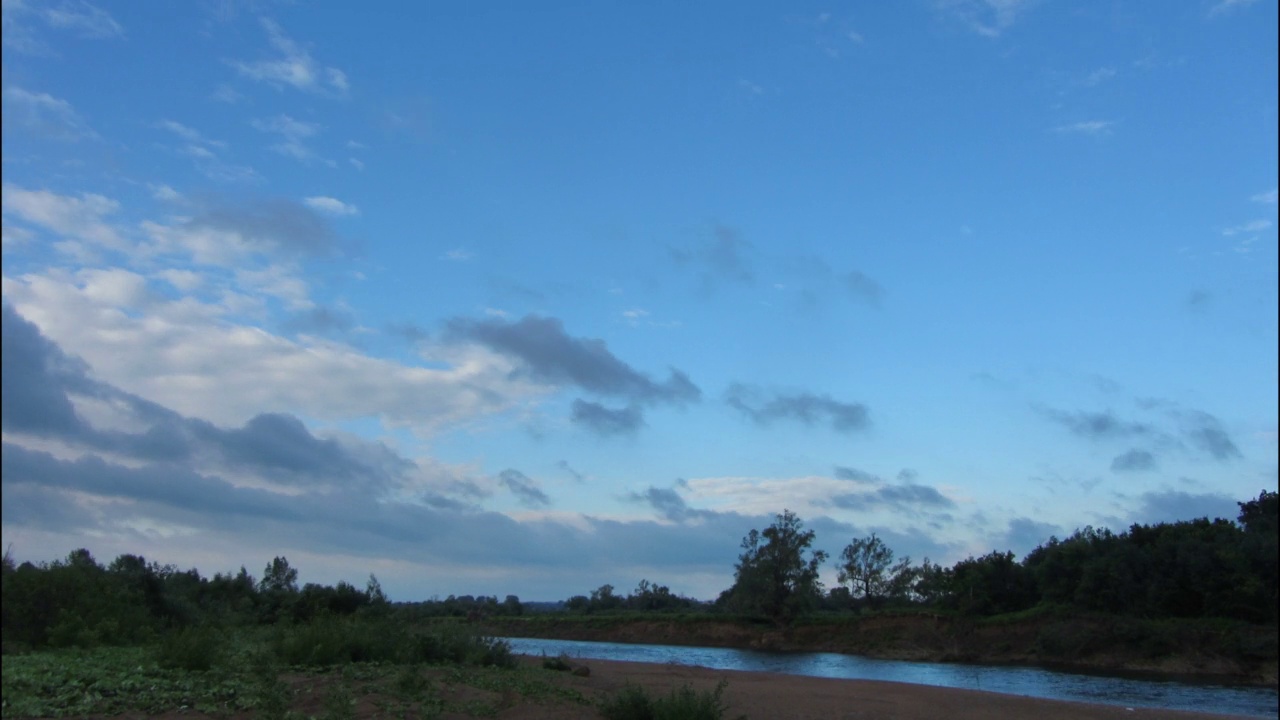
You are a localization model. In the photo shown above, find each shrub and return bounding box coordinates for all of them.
[600,681,735,720]
[542,652,573,671]
[155,625,226,671]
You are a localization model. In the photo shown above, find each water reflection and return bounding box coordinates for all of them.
[504,636,1277,719]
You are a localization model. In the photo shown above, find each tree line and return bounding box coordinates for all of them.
[2,490,1274,651]
[560,489,1277,626]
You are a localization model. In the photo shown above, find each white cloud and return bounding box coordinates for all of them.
[938,0,1033,38]
[442,248,472,262]
[349,158,365,171]
[303,196,359,216]
[211,83,243,104]
[252,114,323,164]
[1251,188,1278,204]
[3,86,97,141]
[1083,67,1116,87]
[150,184,183,202]
[231,18,349,95]
[1,183,123,249]
[40,0,123,38]
[155,269,203,292]
[1053,120,1114,136]
[2,225,35,247]
[1209,0,1259,16]
[2,271,546,431]
[1221,219,1273,236]
[157,120,225,148]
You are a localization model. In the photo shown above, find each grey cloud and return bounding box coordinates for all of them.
[833,465,880,484]
[1038,407,1155,440]
[896,468,919,483]
[1129,489,1241,526]
[999,517,1064,557]
[556,459,585,482]
[386,322,429,344]
[283,306,355,336]
[446,314,700,405]
[627,486,720,523]
[726,383,870,433]
[831,483,955,512]
[498,469,550,508]
[843,270,884,307]
[189,197,338,258]
[1111,448,1156,473]
[2,305,408,492]
[1179,410,1241,461]
[570,400,644,437]
[670,225,754,291]
[1185,290,1211,311]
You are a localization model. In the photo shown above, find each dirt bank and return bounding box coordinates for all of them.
[482,614,1280,687]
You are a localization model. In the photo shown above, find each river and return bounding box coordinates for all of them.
[503,636,1278,718]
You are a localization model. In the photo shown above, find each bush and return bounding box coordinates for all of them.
[600,680,735,720]
[542,652,573,671]
[155,625,226,671]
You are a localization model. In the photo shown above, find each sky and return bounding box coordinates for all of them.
[1,0,1277,602]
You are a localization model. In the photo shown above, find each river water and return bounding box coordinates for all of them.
[503,636,1277,718]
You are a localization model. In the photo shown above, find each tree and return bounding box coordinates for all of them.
[838,534,895,608]
[728,509,828,624]
[259,556,299,595]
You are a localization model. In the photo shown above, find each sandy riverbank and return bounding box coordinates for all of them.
[496,655,1257,720]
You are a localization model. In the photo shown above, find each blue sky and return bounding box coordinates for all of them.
[2,0,1276,602]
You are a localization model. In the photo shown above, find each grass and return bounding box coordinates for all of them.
[0,621,559,718]
[599,679,739,720]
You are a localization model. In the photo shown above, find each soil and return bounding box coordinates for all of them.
[77,655,1257,720]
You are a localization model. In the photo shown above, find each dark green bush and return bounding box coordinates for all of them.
[155,625,226,671]
[542,652,573,671]
[600,681,734,720]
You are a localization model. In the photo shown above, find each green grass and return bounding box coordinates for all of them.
[599,680,740,720]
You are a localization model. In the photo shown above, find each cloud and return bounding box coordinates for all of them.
[1251,188,1278,204]
[628,485,720,523]
[1082,67,1117,87]
[1178,410,1241,461]
[556,460,585,482]
[997,517,1063,557]
[1128,489,1241,525]
[1185,289,1212,311]
[253,115,324,164]
[833,466,881,484]
[670,225,754,291]
[39,0,123,37]
[843,270,884,307]
[1037,407,1155,440]
[1209,0,1260,16]
[3,274,539,431]
[2,0,122,53]
[303,196,359,216]
[281,305,356,336]
[1110,449,1156,473]
[2,87,97,141]
[725,384,870,433]
[157,120,223,147]
[231,18,349,95]
[937,0,1035,38]
[570,400,644,437]
[445,314,700,406]
[1221,219,1272,236]
[830,483,956,513]
[185,197,339,260]
[1053,120,1115,136]
[498,469,550,508]
[1,183,123,249]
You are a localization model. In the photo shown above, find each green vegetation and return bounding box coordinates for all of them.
[599,680,738,720]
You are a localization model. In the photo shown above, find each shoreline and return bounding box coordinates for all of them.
[481,615,1280,688]
[515,655,1262,720]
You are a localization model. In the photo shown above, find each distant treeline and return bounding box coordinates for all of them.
[554,489,1278,625]
[2,490,1274,652]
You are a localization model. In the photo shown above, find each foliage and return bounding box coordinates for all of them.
[599,680,736,720]
[725,510,828,624]
[154,625,226,671]
[837,533,916,609]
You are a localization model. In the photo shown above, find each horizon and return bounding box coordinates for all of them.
[2,0,1277,603]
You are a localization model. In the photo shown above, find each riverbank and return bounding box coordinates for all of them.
[521,656,1258,720]
[481,613,1279,687]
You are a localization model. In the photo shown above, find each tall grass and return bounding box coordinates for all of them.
[599,680,736,720]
